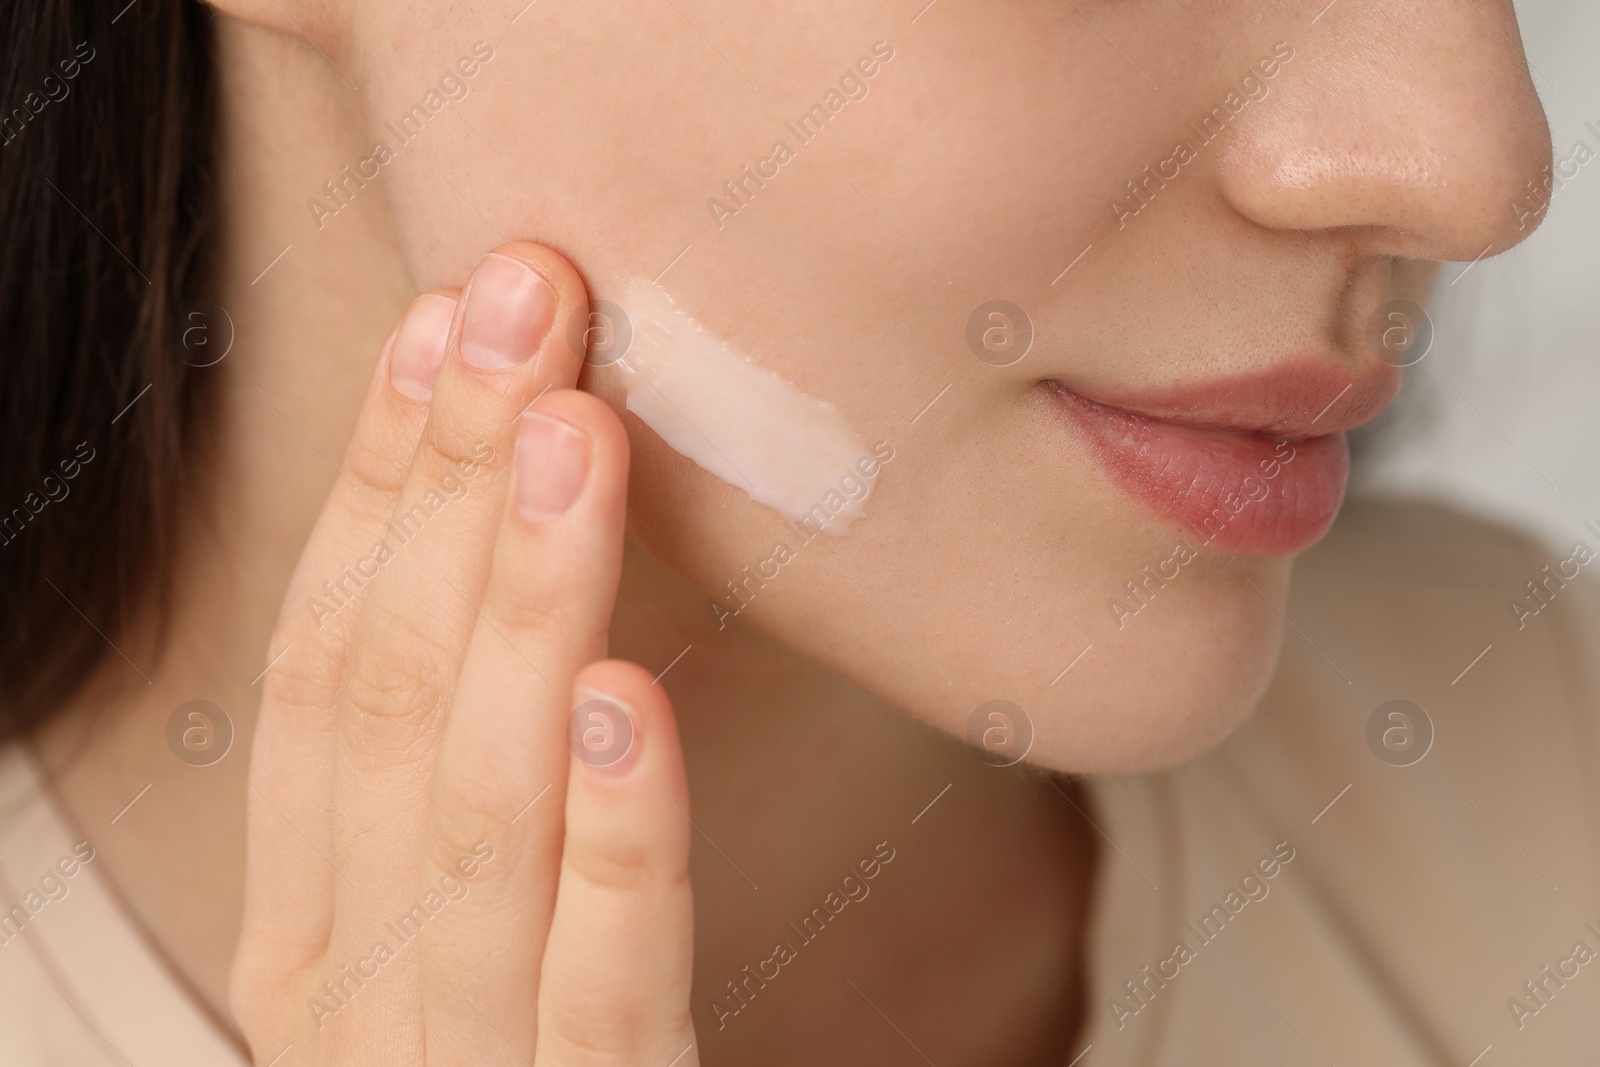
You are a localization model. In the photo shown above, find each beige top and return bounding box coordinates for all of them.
[0,496,1596,1063]
[0,746,247,1065]
[1081,496,1600,1064]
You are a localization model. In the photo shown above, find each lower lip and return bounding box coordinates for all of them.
[1046,384,1350,557]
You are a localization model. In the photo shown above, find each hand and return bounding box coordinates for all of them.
[230,243,699,1066]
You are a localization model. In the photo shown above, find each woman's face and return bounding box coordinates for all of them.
[328,0,1549,772]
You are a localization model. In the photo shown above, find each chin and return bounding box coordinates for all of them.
[1016,566,1292,776]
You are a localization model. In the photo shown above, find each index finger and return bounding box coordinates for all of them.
[238,289,457,994]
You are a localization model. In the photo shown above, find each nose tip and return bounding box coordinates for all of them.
[1215,3,1553,262]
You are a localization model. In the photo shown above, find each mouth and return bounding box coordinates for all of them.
[1044,361,1402,557]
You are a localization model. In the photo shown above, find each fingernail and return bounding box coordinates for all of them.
[515,412,590,522]
[460,253,557,370]
[389,294,456,400]
[567,691,639,775]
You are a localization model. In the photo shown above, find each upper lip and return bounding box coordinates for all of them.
[1047,359,1402,439]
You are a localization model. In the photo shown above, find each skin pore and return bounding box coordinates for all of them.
[32,0,1547,1063]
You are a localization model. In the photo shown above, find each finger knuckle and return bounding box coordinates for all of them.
[539,1001,695,1062]
[480,574,578,641]
[259,637,347,721]
[339,625,449,747]
[425,786,509,873]
[562,830,668,895]
[341,432,412,501]
[538,999,645,1061]
[418,418,503,484]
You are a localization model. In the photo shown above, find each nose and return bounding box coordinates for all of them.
[1215,0,1552,262]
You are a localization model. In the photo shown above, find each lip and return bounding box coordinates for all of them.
[1045,361,1401,557]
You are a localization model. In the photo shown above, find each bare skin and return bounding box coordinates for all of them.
[31,0,1554,1062]
[37,221,1095,1065]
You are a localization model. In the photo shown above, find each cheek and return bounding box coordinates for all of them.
[364,3,1292,774]
[621,374,1285,774]
[601,278,877,534]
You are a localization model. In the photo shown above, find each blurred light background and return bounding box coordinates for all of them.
[1354,0,1600,550]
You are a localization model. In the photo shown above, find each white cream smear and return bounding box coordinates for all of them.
[612,278,872,535]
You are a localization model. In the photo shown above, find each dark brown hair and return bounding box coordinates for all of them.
[0,0,216,742]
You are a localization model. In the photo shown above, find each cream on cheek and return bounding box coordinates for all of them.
[612,278,873,534]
